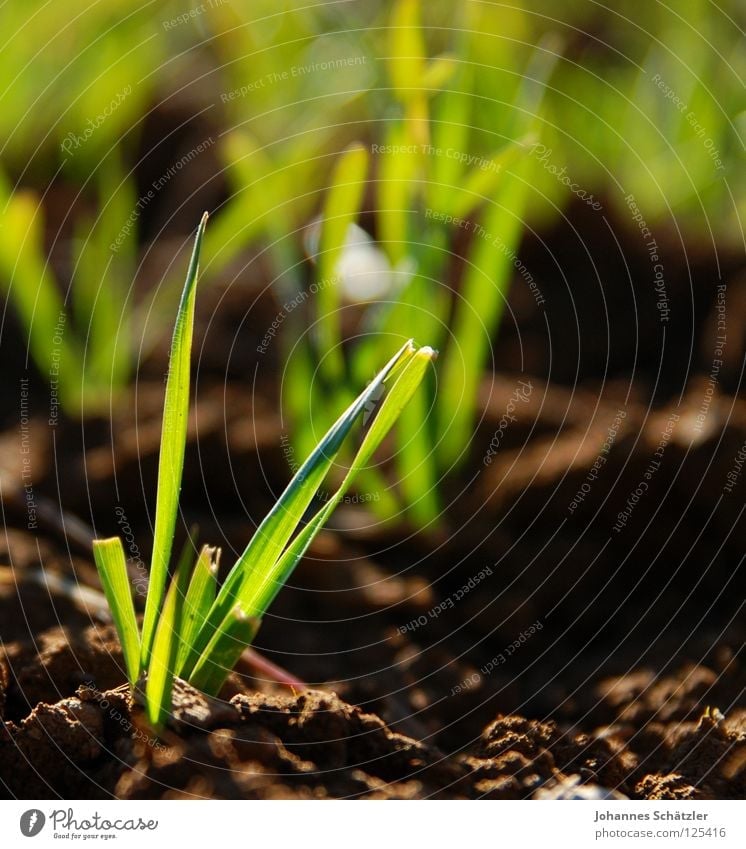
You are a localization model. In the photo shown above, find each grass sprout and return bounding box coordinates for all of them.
[92,213,436,728]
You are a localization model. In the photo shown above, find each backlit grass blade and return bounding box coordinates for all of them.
[187,608,260,695]
[140,211,208,667]
[436,45,558,469]
[0,190,82,403]
[92,537,140,686]
[395,373,439,526]
[91,147,136,392]
[450,140,527,219]
[144,540,193,728]
[190,343,436,695]
[249,343,437,613]
[176,545,219,675]
[181,340,419,680]
[435,157,531,470]
[378,122,418,265]
[316,142,369,382]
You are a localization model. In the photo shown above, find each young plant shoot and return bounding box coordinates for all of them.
[92,213,436,729]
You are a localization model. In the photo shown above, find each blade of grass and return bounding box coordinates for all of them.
[377,122,418,265]
[190,344,437,694]
[316,143,369,383]
[92,537,140,686]
[140,211,208,667]
[175,545,219,675]
[181,339,419,679]
[187,607,260,695]
[0,190,82,403]
[436,43,558,468]
[144,539,193,728]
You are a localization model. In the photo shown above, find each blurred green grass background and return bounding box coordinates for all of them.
[1,0,741,236]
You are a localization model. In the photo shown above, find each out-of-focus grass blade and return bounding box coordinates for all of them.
[436,44,558,469]
[140,212,208,667]
[377,122,418,265]
[176,545,219,675]
[92,537,140,686]
[435,155,531,470]
[429,61,472,211]
[316,143,369,382]
[450,140,527,219]
[144,540,193,728]
[190,343,436,695]
[0,190,82,402]
[388,0,426,100]
[389,0,429,149]
[421,54,456,91]
[182,340,419,680]
[73,150,135,404]
[93,147,136,391]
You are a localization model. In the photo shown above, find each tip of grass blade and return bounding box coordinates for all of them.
[415,345,438,360]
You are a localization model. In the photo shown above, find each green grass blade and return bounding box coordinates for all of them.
[377,122,418,265]
[176,545,219,675]
[0,190,82,402]
[187,608,260,696]
[316,142,369,382]
[92,537,141,686]
[436,44,558,469]
[388,0,426,99]
[181,340,418,679]
[435,160,530,470]
[140,212,208,667]
[395,376,439,525]
[144,539,193,728]
[189,344,436,694]
[450,141,526,219]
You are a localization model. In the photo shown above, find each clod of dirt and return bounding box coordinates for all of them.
[0,689,129,798]
[116,685,468,799]
[3,624,124,721]
[463,714,634,799]
[632,710,746,799]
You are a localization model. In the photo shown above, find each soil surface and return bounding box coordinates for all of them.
[1,200,745,799]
